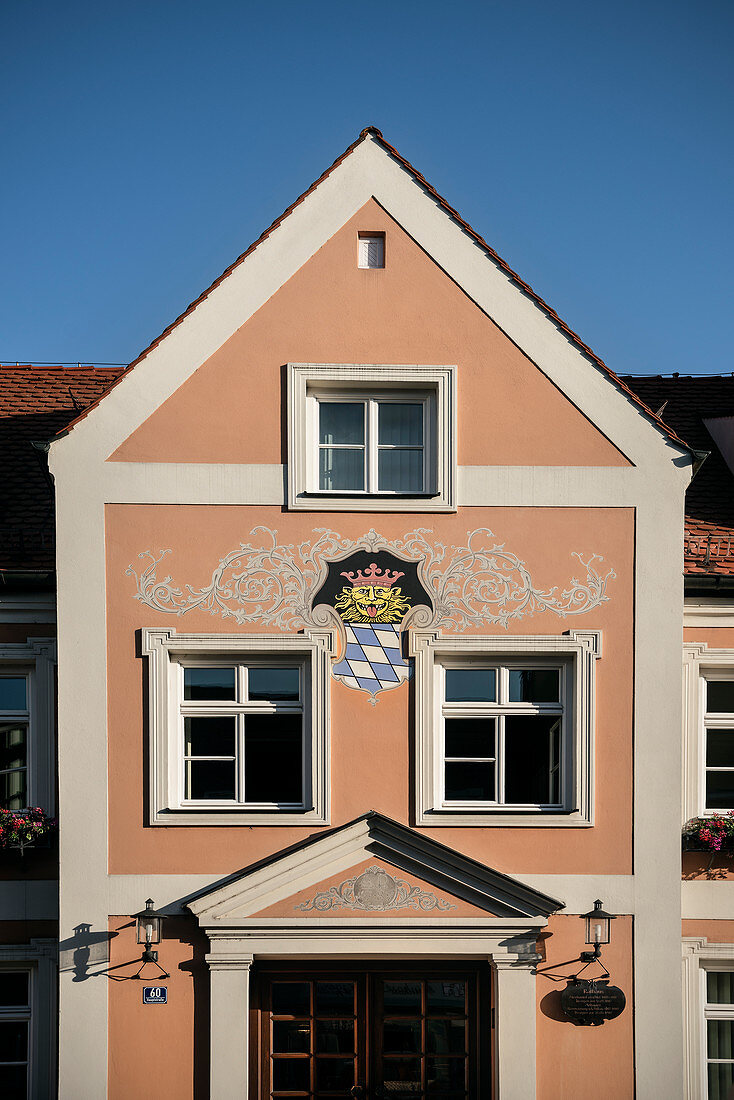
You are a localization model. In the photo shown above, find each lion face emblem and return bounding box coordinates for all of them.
[334,583,411,624]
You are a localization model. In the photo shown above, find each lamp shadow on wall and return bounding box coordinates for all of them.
[58,923,119,982]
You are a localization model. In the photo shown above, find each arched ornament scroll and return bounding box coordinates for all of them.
[126,526,615,700]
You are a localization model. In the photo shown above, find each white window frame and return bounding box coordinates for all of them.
[142,628,334,825]
[411,630,600,826]
[683,644,734,821]
[287,363,456,512]
[683,938,734,1099]
[0,639,56,815]
[0,939,57,1100]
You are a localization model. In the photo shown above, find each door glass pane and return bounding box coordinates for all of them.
[378,448,424,493]
[427,1019,465,1053]
[426,982,466,1015]
[504,716,558,804]
[319,447,365,491]
[185,759,235,800]
[272,1058,310,1091]
[427,1057,466,1091]
[315,1057,355,1091]
[708,971,734,1004]
[383,981,422,1014]
[248,667,300,701]
[444,719,494,760]
[445,761,494,801]
[382,1057,421,1084]
[508,668,560,703]
[315,981,354,1015]
[444,668,495,703]
[384,1019,421,1054]
[707,730,734,767]
[0,678,26,711]
[273,1019,310,1053]
[272,981,310,1015]
[183,667,235,701]
[319,402,365,445]
[184,716,235,757]
[0,972,29,1007]
[708,681,734,713]
[378,403,423,446]
[706,771,734,810]
[315,1019,355,1054]
[244,715,302,803]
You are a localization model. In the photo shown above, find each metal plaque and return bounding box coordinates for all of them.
[560,979,625,1025]
[142,985,167,1005]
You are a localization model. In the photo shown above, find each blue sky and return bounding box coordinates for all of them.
[1,0,731,376]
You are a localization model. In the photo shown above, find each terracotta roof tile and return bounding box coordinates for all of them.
[0,365,125,571]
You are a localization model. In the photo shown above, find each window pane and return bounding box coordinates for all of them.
[444,719,495,759]
[378,403,423,446]
[244,715,302,803]
[315,981,354,1015]
[504,716,559,804]
[707,730,734,767]
[378,448,424,493]
[708,681,734,713]
[0,1020,27,1061]
[445,761,494,801]
[0,724,27,771]
[1,1065,26,1100]
[508,669,560,703]
[272,981,310,1015]
[272,1058,310,1091]
[709,1061,734,1100]
[184,716,235,758]
[319,402,365,445]
[709,1019,734,1059]
[183,667,235,701]
[0,973,28,1008]
[248,667,300,701]
[709,972,734,1005]
[0,678,26,711]
[707,772,734,810]
[316,1019,355,1054]
[427,981,465,1015]
[319,447,365,491]
[185,760,236,800]
[445,669,495,703]
[383,981,421,1014]
[273,1020,310,1053]
[0,766,27,812]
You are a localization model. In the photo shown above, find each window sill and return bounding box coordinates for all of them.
[152,807,330,827]
[288,492,455,513]
[415,808,592,827]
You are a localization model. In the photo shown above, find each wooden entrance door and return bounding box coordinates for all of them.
[256,963,488,1099]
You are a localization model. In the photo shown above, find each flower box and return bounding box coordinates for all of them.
[683,813,734,853]
[0,807,56,854]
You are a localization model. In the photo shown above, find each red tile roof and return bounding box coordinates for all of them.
[623,375,734,577]
[60,128,691,453]
[0,365,125,572]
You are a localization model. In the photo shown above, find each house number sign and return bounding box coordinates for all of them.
[560,979,625,1025]
[142,986,167,1005]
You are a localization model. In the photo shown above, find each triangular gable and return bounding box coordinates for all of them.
[186,812,564,926]
[50,128,692,472]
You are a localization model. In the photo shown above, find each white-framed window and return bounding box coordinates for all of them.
[358,232,385,268]
[287,363,456,512]
[142,628,333,825]
[683,939,734,1099]
[411,630,600,826]
[0,940,56,1100]
[683,644,734,820]
[0,639,55,815]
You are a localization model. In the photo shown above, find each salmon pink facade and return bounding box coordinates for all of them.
[34,129,712,1099]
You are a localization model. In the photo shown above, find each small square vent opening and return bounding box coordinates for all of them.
[358,233,385,269]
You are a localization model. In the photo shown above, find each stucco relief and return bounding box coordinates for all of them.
[295,865,456,913]
[127,526,615,698]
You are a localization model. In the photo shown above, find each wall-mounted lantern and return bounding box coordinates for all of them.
[133,899,169,979]
[580,899,616,962]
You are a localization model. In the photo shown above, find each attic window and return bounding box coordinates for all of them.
[358,233,385,269]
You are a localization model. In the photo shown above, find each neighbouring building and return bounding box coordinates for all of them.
[2,128,734,1099]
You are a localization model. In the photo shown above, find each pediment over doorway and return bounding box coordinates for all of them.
[186,812,564,926]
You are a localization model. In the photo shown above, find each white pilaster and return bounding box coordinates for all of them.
[492,955,537,1099]
[207,952,253,1100]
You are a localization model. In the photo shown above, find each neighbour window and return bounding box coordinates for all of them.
[704,970,734,1099]
[0,641,55,816]
[682,646,734,821]
[0,675,30,811]
[358,232,385,268]
[412,631,600,826]
[143,628,332,825]
[287,364,457,512]
[0,969,31,1100]
[440,663,563,808]
[180,661,304,808]
[703,678,734,811]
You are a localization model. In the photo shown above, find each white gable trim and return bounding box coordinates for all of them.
[49,134,691,472]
